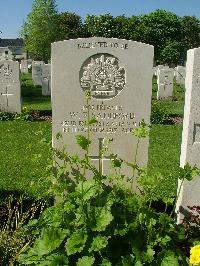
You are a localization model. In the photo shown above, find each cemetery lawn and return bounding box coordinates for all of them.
[152,77,185,116]
[148,124,182,195]
[21,73,51,111]
[0,121,52,200]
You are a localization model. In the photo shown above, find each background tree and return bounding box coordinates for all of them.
[21,0,58,62]
[56,12,85,40]
[159,40,182,66]
[114,15,140,40]
[180,16,200,62]
[137,10,182,63]
[85,14,116,37]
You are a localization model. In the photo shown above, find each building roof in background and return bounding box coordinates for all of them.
[0,38,24,47]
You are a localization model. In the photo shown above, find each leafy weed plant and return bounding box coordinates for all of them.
[19,92,199,266]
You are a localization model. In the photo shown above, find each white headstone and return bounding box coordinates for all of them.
[157,68,174,99]
[156,65,169,76]
[42,64,51,96]
[32,61,44,86]
[21,60,29,73]
[52,37,154,179]
[0,60,21,113]
[176,65,186,86]
[176,48,200,223]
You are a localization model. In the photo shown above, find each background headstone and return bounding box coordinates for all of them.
[157,68,174,99]
[176,48,200,223]
[32,61,44,86]
[0,60,21,113]
[21,59,29,73]
[176,65,186,86]
[42,64,51,96]
[52,37,154,180]
[156,65,169,76]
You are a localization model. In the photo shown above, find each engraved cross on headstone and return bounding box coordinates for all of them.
[163,75,171,91]
[1,86,13,107]
[89,137,111,175]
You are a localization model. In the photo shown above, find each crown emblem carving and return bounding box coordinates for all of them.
[80,53,126,99]
[0,63,13,77]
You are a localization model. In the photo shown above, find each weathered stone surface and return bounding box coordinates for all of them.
[156,65,169,76]
[157,68,174,99]
[32,61,44,86]
[21,60,29,73]
[42,64,51,96]
[52,38,154,179]
[176,65,186,85]
[0,60,21,113]
[176,48,200,223]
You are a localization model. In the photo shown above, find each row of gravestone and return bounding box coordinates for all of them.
[154,65,186,100]
[0,37,199,223]
[0,60,51,113]
[0,58,184,114]
[32,61,51,96]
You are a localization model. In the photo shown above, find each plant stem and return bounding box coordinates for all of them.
[170,178,184,218]
[131,138,140,191]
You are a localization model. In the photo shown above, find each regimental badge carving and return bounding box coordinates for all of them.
[0,63,13,77]
[80,53,126,99]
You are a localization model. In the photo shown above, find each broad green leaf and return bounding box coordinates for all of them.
[145,246,155,262]
[26,227,68,257]
[89,235,109,252]
[179,163,200,181]
[39,254,69,266]
[132,119,149,138]
[112,157,123,168]
[161,251,179,266]
[91,207,113,232]
[100,258,112,266]
[76,135,91,150]
[65,229,88,255]
[19,253,69,266]
[120,255,136,265]
[76,256,95,266]
[76,179,99,201]
[87,117,98,125]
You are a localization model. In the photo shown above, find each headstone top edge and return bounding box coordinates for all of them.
[51,37,154,50]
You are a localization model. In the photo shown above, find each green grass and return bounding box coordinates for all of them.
[148,124,182,195]
[152,76,185,116]
[0,121,52,198]
[21,73,51,111]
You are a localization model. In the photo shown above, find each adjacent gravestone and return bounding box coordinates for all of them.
[32,61,44,86]
[176,48,200,223]
[0,60,21,113]
[52,37,154,178]
[157,68,174,99]
[156,65,169,76]
[42,64,51,96]
[176,65,186,86]
[21,60,29,73]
